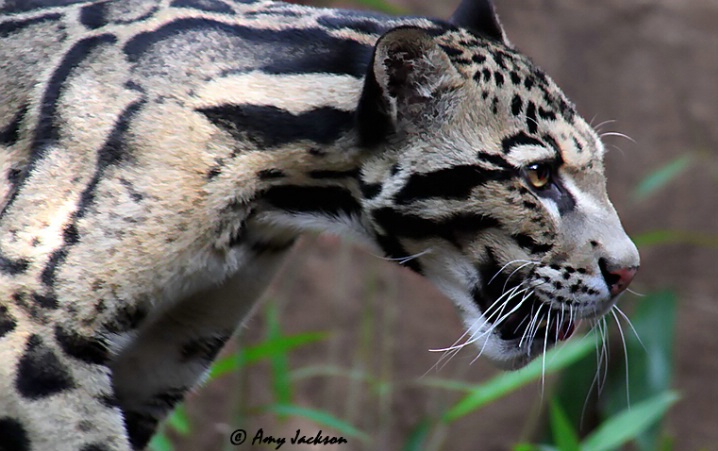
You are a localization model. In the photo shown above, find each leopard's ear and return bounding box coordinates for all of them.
[450,0,507,44]
[357,27,462,147]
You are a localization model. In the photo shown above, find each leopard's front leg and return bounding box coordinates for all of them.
[0,296,133,451]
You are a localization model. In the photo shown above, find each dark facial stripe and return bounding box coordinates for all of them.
[501,131,543,154]
[374,233,423,274]
[198,105,353,148]
[526,102,538,134]
[263,185,360,217]
[538,107,556,121]
[371,207,499,244]
[542,134,561,156]
[541,179,576,215]
[124,18,373,77]
[394,165,510,205]
[512,233,553,254]
[510,94,522,116]
[476,152,513,170]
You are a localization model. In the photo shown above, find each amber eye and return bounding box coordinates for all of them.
[525,163,552,189]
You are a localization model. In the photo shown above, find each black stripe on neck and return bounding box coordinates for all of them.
[197,104,354,148]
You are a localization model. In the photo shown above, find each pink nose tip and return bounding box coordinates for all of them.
[606,267,638,296]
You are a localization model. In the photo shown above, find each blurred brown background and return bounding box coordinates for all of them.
[178,1,718,450]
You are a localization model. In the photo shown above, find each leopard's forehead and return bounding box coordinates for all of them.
[437,30,604,171]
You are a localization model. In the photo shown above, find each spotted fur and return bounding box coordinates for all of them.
[0,0,639,449]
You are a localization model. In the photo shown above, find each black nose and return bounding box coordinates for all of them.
[599,258,638,296]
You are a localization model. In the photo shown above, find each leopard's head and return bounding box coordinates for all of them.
[356,2,639,368]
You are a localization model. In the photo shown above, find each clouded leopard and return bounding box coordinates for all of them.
[0,0,639,449]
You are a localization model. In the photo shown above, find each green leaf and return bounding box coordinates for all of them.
[166,404,191,436]
[545,342,601,438]
[632,230,718,248]
[147,433,174,451]
[262,403,370,442]
[514,445,558,451]
[549,400,580,451]
[633,154,692,201]
[603,291,677,450]
[442,333,597,423]
[208,331,328,380]
[267,303,292,408]
[582,391,680,451]
[402,418,433,451]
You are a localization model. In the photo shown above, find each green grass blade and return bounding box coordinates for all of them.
[402,418,433,451]
[263,404,370,442]
[166,404,191,436]
[208,331,328,380]
[549,400,580,451]
[582,391,680,451]
[603,290,678,450]
[514,445,558,451]
[148,433,174,451]
[266,303,292,408]
[631,230,718,248]
[442,333,597,423]
[633,154,692,201]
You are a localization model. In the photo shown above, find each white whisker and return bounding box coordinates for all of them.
[599,131,636,143]
[613,305,646,353]
[488,259,536,286]
[541,308,551,397]
[611,307,631,408]
[373,248,433,265]
[592,118,616,132]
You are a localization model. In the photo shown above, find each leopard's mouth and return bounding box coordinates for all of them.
[492,294,577,345]
[474,271,579,349]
